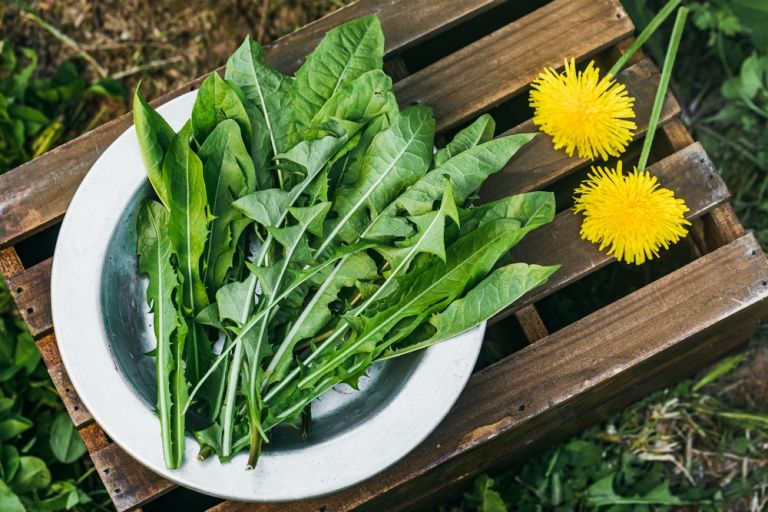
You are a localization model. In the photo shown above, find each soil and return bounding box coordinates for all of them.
[1,0,344,115]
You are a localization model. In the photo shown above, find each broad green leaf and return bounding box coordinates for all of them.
[10,456,50,493]
[216,280,256,325]
[164,121,210,385]
[0,445,19,482]
[226,37,298,170]
[291,15,384,125]
[198,120,254,292]
[191,72,251,147]
[136,199,185,468]
[433,113,496,168]
[324,106,435,250]
[381,263,559,359]
[233,188,292,228]
[309,69,397,130]
[0,416,32,442]
[456,191,555,237]
[366,133,536,239]
[48,413,86,464]
[0,480,24,512]
[134,87,174,207]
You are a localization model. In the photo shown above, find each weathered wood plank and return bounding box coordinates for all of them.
[395,0,633,131]
[6,258,52,337]
[89,443,176,512]
[209,234,768,512]
[481,58,679,201]
[0,0,508,249]
[498,142,730,321]
[0,247,24,278]
[513,305,549,343]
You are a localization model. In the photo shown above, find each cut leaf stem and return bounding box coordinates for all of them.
[637,6,688,172]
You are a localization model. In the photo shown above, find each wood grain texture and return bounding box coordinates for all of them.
[481,58,680,201]
[395,0,633,131]
[0,0,507,249]
[499,142,730,321]
[513,305,549,342]
[0,247,23,278]
[6,258,52,337]
[209,234,768,512]
[89,443,175,512]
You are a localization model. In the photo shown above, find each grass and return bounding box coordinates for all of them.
[1,0,767,511]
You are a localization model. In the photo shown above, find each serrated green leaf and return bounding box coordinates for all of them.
[134,87,174,207]
[216,280,257,326]
[367,133,536,239]
[291,15,384,125]
[323,106,435,250]
[198,119,254,292]
[226,36,299,179]
[48,413,86,464]
[191,72,251,147]
[309,69,397,130]
[381,263,558,359]
[136,199,185,468]
[433,113,496,168]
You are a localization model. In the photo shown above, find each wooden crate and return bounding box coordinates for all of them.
[1,0,767,510]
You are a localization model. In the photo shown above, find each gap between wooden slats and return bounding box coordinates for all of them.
[208,233,768,512]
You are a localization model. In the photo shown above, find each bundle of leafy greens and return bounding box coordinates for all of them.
[133,14,558,471]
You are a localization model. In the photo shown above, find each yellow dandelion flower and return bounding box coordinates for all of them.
[530,59,637,161]
[574,162,690,265]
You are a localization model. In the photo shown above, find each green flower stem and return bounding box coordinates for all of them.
[608,0,681,77]
[637,7,689,172]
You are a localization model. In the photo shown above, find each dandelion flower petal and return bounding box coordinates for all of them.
[574,162,690,265]
[530,59,637,161]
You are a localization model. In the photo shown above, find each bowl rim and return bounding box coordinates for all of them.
[50,90,484,502]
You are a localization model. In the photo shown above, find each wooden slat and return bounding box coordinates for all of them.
[4,58,673,340]
[395,0,633,131]
[0,247,24,278]
[7,258,52,337]
[513,305,549,343]
[89,443,176,512]
[481,58,680,201]
[499,142,730,320]
[0,0,508,249]
[209,234,768,512]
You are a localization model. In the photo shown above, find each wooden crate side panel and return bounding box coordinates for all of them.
[7,258,52,337]
[208,234,768,512]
